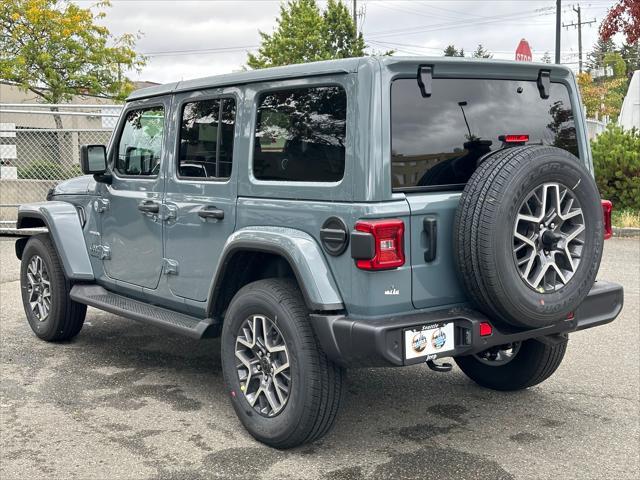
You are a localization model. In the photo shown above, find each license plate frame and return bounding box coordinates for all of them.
[404,322,455,360]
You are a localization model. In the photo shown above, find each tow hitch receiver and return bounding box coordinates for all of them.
[426,358,453,372]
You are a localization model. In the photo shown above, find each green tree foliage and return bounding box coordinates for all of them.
[592,124,640,210]
[247,0,365,69]
[587,37,617,71]
[443,45,465,57]
[604,52,627,77]
[472,44,492,58]
[0,0,145,107]
[619,41,640,74]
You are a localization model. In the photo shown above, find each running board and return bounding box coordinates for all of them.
[70,285,219,339]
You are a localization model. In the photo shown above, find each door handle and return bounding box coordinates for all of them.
[423,217,437,262]
[138,200,160,214]
[198,206,224,220]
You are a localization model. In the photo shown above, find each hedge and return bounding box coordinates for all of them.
[18,160,82,180]
[591,124,640,211]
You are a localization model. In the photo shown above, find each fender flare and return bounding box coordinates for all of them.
[209,226,344,313]
[16,202,94,281]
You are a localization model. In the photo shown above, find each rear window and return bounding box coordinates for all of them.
[391,78,579,190]
[253,86,346,182]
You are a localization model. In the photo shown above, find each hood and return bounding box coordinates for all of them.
[51,175,96,196]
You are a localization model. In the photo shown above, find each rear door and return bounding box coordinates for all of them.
[390,76,581,309]
[163,89,239,302]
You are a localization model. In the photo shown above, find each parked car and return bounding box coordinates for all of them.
[14,57,624,449]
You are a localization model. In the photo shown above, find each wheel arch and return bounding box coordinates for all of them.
[208,227,344,319]
[16,202,94,281]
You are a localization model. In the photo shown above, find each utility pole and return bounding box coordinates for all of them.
[555,0,561,64]
[353,0,357,39]
[563,5,596,73]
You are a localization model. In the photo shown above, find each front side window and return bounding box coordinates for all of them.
[391,78,580,190]
[178,98,236,179]
[253,86,346,182]
[116,106,165,176]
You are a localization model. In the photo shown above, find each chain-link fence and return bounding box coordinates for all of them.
[0,104,121,225]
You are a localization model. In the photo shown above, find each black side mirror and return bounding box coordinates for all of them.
[80,145,107,174]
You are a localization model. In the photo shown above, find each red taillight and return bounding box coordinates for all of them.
[479,322,493,337]
[601,199,613,240]
[354,219,405,270]
[502,134,530,143]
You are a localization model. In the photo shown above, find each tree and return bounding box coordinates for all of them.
[541,51,552,64]
[620,41,640,75]
[600,0,640,44]
[604,52,627,77]
[472,44,492,58]
[586,37,617,71]
[247,0,365,69]
[443,45,464,57]
[577,72,627,121]
[0,0,145,122]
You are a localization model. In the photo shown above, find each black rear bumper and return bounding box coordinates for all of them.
[310,281,624,368]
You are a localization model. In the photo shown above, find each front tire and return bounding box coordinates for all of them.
[221,278,343,449]
[20,234,86,342]
[455,335,568,391]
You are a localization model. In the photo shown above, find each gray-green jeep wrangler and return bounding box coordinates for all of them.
[15,57,624,448]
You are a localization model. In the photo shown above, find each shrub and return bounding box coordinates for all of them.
[591,124,640,210]
[18,161,82,180]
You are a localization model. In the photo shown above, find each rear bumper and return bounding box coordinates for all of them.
[310,280,624,368]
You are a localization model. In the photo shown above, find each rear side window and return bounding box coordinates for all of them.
[391,78,580,190]
[253,86,346,182]
[116,106,165,176]
[178,98,236,179]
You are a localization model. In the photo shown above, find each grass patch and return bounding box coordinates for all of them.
[612,209,640,229]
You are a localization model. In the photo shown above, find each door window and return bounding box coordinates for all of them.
[178,98,237,179]
[253,86,346,182]
[115,106,165,176]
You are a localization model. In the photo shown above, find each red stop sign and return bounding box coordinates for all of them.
[515,39,533,62]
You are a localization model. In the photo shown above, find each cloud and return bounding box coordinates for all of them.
[84,0,616,84]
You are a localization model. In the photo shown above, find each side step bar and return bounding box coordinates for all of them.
[70,285,219,339]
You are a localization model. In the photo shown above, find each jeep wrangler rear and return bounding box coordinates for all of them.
[15,57,623,449]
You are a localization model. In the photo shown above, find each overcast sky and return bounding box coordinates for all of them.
[78,0,621,84]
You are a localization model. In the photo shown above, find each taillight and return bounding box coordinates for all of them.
[354,219,405,270]
[601,199,613,240]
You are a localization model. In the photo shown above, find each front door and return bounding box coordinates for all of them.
[163,90,239,301]
[100,100,168,289]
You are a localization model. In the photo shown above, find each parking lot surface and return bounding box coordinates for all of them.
[1,237,638,480]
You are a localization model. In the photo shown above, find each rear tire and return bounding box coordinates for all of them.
[221,278,343,449]
[20,234,86,342]
[455,335,568,391]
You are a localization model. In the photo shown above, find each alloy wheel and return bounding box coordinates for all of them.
[513,182,586,293]
[26,255,51,322]
[235,314,291,417]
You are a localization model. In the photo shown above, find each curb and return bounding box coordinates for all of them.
[612,227,640,238]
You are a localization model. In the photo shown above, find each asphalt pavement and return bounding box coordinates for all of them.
[1,237,638,480]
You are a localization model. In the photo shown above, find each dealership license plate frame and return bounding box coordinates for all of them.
[404,322,456,361]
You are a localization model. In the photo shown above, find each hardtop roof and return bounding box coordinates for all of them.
[127,56,575,101]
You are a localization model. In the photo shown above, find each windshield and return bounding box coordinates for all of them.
[391,78,579,190]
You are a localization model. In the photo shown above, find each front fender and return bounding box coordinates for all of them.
[17,202,94,281]
[211,226,344,312]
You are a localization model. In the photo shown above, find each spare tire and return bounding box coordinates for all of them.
[454,145,604,329]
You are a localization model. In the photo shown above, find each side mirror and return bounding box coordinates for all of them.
[80,145,107,174]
